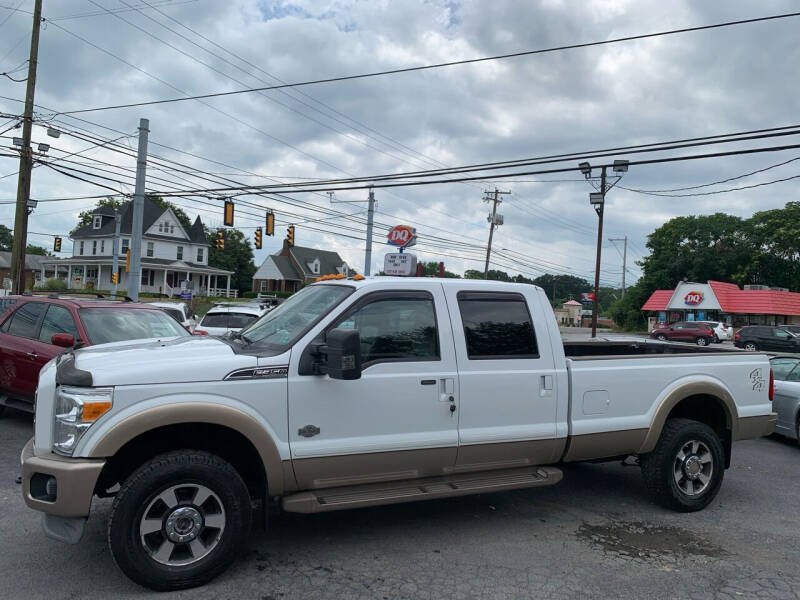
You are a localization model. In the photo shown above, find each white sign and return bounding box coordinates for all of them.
[384,252,417,276]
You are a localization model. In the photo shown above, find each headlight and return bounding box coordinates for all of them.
[53,386,113,456]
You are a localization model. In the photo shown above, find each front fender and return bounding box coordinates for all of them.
[78,398,290,496]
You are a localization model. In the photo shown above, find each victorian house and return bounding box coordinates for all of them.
[38,197,234,297]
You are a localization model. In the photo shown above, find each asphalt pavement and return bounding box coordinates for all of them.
[2,410,799,600]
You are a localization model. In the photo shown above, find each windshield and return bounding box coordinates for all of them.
[79,307,189,345]
[240,284,353,348]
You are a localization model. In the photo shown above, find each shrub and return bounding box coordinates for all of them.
[41,278,67,291]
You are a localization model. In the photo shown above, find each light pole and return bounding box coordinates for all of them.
[579,160,628,338]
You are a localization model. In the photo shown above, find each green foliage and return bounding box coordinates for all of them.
[41,278,67,291]
[0,225,12,251]
[25,244,50,256]
[419,261,460,278]
[205,227,256,293]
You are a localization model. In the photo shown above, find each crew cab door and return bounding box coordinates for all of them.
[443,287,562,470]
[288,283,459,489]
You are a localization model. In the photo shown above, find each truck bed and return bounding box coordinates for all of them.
[563,339,742,358]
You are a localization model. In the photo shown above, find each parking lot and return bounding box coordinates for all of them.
[2,409,799,600]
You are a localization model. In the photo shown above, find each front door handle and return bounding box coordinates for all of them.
[26,352,38,359]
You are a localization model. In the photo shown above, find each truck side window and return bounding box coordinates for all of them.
[457,292,538,359]
[336,295,439,366]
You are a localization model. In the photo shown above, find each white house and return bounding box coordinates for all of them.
[38,197,234,297]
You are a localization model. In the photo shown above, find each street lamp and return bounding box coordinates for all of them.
[580,159,628,338]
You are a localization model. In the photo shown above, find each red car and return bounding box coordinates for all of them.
[0,295,188,414]
[649,321,716,346]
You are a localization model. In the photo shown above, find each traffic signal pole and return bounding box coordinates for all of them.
[10,0,43,294]
[111,211,121,295]
[127,118,150,302]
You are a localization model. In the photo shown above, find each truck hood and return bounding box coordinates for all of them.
[71,336,261,386]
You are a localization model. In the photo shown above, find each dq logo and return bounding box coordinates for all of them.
[387,225,416,247]
[684,291,704,306]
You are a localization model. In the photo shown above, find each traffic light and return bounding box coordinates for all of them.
[216,230,225,250]
[223,200,235,227]
[125,250,131,273]
[53,236,61,252]
[265,210,275,236]
[111,271,118,284]
[254,227,262,249]
[286,225,295,247]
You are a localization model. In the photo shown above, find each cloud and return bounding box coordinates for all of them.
[0,0,798,286]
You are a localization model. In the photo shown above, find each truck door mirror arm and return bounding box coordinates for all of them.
[308,328,362,380]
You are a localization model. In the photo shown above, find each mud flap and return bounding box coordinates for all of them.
[42,513,86,544]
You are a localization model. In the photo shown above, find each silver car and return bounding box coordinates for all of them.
[770,356,800,442]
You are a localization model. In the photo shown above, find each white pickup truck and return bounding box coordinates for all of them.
[21,277,776,590]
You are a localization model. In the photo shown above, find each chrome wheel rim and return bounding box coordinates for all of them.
[697,337,707,346]
[673,440,713,496]
[657,335,666,341]
[744,343,756,351]
[139,483,226,566]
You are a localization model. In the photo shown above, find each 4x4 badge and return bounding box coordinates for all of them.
[298,425,320,438]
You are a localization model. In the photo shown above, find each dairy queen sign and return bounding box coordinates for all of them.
[684,291,704,306]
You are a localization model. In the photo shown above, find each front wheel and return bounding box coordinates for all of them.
[640,418,725,512]
[695,336,709,346]
[108,451,252,591]
[656,334,667,341]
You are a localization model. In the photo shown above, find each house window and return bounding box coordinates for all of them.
[140,269,155,286]
[146,242,154,257]
[86,267,98,279]
[93,216,102,229]
[92,241,97,255]
[158,222,163,233]
[79,241,84,255]
[170,224,174,234]
[197,248,204,263]
[260,280,267,292]
[121,238,129,254]
[309,258,320,274]
[100,240,105,253]
[176,246,183,260]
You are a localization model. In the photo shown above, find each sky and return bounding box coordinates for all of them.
[0,0,798,289]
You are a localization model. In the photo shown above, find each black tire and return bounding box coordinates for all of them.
[714,335,721,344]
[0,405,6,418]
[743,342,758,351]
[695,336,709,346]
[108,451,252,591]
[640,418,725,512]
[656,334,667,341]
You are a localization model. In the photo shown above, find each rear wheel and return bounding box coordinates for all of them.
[656,334,667,341]
[743,342,758,351]
[108,451,252,591]
[640,418,725,512]
[695,336,709,346]
[713,335,721,344]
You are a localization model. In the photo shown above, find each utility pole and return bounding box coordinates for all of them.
[127,118,150,302]
[608,235,628,298]
[590,166,606,339]
[10,0,43,294]
[111,211,121,295]
[364,187,375,276]
[483,189,510,279]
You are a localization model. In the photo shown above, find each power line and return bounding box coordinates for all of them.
[619,172,800,198]
[51,11,800,116]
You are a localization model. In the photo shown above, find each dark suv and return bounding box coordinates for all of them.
[0,295,188,413]
[734,326,800,353]
[649,321,716,346]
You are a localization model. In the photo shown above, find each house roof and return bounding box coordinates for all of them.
[37,255,231,274]
[642,289,673,311]
[708,280,800,316]
[288,245,345,277]
[0,251,49,270]
[252,255,301,281]
[72,198,210,246]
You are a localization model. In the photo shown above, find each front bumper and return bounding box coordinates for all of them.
[20,437,105,518]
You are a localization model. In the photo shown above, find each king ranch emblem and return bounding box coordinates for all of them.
[684,291,704,306]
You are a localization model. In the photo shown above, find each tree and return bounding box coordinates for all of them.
[0,225,12,251]
[26,244,50,256]
[206,227,256,293]
[418,261,460,278]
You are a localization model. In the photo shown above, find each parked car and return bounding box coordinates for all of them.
[698,321,732,343]
[0,295,189,413]
[193,303,265,336]
[150,301,198,332]
[769,356,800,442]
[782,325,800,336]
[650,321,716,346]
[733,326,800,353]
[22,278,775,590]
